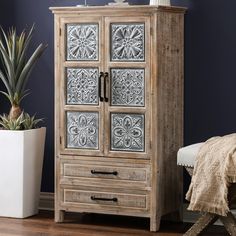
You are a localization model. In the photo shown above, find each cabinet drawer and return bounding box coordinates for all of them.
[62,188,148,210]
[60,159,150,189]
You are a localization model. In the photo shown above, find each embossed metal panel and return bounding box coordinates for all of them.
[67,24,99,61]
[111,23,145,61]
[67,112,99,149]
[66,68,99,105]
[111,113,145,152]
[111,68,145,106]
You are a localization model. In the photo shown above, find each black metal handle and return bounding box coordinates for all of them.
[91,196,118,202]
[99,72,104,102]
[104,72,109,102]
[91,170,118,176]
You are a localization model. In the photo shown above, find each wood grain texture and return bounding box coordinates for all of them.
[220,212,236,236]
[59,16,105,158]
[50,5,186,14]
[54,13,65,223]
[184,213,218,236]
[103,16,151,160]
[0,210,229,236]
[51,6,186,232]
[63,188,148,209]
[60,159,150,189]
[155,11,185,218]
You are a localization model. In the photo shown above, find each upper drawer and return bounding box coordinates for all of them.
[60,158,150,189]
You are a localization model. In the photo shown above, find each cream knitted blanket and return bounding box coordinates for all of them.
[186,134,236,216]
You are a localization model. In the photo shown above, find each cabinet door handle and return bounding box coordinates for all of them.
[104,72,109,102]
[91,196,118,202]
[99,72,104,102]
[91,170,118,176]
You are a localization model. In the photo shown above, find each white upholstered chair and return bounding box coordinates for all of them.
[177,143,236,236]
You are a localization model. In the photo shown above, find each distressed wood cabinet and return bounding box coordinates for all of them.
[51,5,186,231]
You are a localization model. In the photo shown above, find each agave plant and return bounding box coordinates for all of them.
[22,112,43,130]
[0,112,43,130]
[0,112,25,130]
[0,25,47,120]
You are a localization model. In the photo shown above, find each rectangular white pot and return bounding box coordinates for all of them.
[0,127,46,218]
[149,0,170,6]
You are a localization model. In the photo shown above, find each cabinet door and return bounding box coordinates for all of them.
[59,17,105,156]
[104,17,151,159]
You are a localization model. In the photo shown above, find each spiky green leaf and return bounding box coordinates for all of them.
[0,26,11,56]
[0,25,46,109]
[0,69,12,97]
[16,43,46,94]
[0,42,15,89]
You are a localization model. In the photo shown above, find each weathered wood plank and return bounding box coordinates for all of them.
[52,6,186,231]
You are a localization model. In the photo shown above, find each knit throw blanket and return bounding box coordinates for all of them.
[186,133,236,216]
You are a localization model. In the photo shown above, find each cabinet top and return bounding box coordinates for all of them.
[50,5,186,14]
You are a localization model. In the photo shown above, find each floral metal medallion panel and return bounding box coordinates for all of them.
[67,24,99,61]
[111,68,145,106]
[111,23,145,61]
[67,112,99,149]
[66,68,99,105]
[111,113,145,152]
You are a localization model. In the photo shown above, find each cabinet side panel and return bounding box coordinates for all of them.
[156,12,184,216]
[54,14,65,222]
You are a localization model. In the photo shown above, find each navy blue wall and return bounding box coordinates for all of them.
[174,0,236,192]
[0,1,14,27]
[173,0,236,142]
[1,0,236,193]
[0,0,14,112]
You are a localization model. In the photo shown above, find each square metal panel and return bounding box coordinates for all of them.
[67,24,99,61]
[67,111,99,149]
[111,23,145,61]
[111,68,145,107]
[66,68,99,105]
[111,113,145,152]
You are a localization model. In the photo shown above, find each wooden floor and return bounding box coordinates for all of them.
[0,210,229,236]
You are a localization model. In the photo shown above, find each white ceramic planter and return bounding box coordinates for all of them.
[0,127,46,218]
[149,0,170,6]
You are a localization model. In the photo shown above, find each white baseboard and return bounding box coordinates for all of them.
[39,192,236,225]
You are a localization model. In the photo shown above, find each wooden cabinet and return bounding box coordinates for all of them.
[51,5,186,231]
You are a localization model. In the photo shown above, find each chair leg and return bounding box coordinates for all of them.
[220,212,236,236]
[184,212,218,236]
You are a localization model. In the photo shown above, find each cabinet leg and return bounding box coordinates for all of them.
[55,210,65,223]
[150,215,161,232]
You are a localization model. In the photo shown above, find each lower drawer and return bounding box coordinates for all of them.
[61,187,149,212]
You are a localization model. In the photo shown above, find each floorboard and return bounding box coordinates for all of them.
[0,211,229,236]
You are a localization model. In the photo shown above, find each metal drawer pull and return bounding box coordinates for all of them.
[91,170,118,175]
[99,72,104,102]
[104,72,109,102]
[91,196,118,202]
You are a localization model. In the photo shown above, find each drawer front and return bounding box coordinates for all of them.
[63,188,148,210]
[63,164,147,182]
[60,159,150,189]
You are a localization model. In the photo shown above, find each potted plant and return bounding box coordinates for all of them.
[0,25,47,218]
